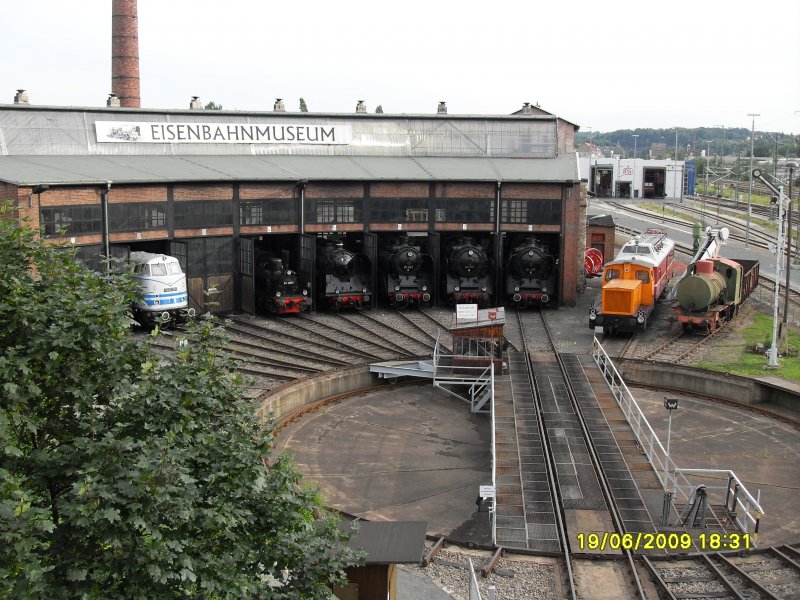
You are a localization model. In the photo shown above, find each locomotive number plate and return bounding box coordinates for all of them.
[164,287,177,292]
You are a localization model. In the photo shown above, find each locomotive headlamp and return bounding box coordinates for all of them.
[302,289,308,296]
[589,308,596,316]
[362,287,367,293]
[395,285,400,291]
[335,288,340,294]
[636,311,645,324]
[468,250,474,256]
[481,285,487,292]
[514,286,520,292]
[454,286,460,292]
[422,285,427,291]
[275,292,281,298]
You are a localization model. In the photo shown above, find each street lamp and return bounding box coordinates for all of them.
[663,397,679,485]
[632,134,639,199]
[746,113,760,248]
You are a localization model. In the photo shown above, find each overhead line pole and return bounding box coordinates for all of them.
[746,113,760,248]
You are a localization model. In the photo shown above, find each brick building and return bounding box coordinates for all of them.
[0,99,587,311]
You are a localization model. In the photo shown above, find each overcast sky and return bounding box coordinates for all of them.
[2,0,798,133]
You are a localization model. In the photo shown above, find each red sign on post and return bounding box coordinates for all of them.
[488,310,497,320]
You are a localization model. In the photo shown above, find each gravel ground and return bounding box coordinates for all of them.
[401,547,559,600]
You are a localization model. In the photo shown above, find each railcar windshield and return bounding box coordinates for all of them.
[605,268,620,282]
[134,264,150,276]
[150,264,168,276]
[167,263,182,275]
[636,270,651,283]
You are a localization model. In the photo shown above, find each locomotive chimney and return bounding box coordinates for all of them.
[111,0,141,108]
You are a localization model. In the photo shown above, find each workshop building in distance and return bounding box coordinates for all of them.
[0,95,587,312]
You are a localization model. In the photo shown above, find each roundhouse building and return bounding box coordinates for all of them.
[0,97,587,313]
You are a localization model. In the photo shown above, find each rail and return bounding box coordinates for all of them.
[591,337,765,534]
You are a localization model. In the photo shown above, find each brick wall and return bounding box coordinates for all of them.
[174,184,233,201]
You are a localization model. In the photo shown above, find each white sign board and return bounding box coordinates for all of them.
[95,121,352,145]
[456,303,478,322]
[479,485,496,498]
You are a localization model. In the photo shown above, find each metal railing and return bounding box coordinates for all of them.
[591,337,765,534]
[432,339,495,413]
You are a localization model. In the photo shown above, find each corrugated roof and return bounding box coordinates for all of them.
[342,521,427,564]
[0,154,580,186]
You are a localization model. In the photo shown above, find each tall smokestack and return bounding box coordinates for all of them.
[111,0,141,108]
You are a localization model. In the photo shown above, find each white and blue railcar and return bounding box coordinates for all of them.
[129,251,195,327]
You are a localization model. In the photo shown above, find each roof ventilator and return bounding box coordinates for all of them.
[107,93,121,108]
[437,101,447,114]
[14,89,29,104]
[189,96,203,110]
[356,100,367,113]
[273,98,285,112]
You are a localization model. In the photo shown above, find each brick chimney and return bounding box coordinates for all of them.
[111,0,141,108]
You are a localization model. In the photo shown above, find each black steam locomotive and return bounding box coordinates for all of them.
[505,237,557,307]
[444,236,493,306]
[316,238,371,310]
[378,236,432,307]
[255,251,311,315]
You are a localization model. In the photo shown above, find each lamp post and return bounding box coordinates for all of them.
[632,134,639,199]
[663,397,679,485]
[746,113,760,248]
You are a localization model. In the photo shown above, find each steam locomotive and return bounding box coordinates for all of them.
[255,251,311,315]
[129,251,195,327]
[378,236,432,307]
[444,236,493,306]
[505,236,557,307]
[674,257,759,332]
[317,238,371,310]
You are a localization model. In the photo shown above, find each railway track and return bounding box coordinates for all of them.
[643,545,800,600]
[502,309,651,598]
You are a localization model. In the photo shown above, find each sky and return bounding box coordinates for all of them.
[1,0,798,134]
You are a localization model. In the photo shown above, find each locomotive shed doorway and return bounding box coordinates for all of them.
[502,233,560,306]
[242,234,310,316]
[590,165,614,197]
[375,232,434,308]
[315,232,375,311]
[441,233,496,308]
[643,167,666,198]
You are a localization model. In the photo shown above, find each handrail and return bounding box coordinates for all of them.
[490,364,497,546]
[591,337,765,533]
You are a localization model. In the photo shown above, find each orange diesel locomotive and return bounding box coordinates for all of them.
[589,229,675,334]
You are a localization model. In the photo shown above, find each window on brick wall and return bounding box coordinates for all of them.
[369,198,428,223]
[41,205,102,236]
[174,201,232,229]
[305,199,362,224]
[108,202,167,232]
[239,199,298,226]
[500,199,562,224]
[434,198,494,223]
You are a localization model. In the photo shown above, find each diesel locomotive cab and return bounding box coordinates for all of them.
[129,251,195,328]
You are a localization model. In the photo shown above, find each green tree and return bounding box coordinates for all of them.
[299,98,308,112]
[205,101,223,110]
[0,204,361,598]
[375,105,383,114]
